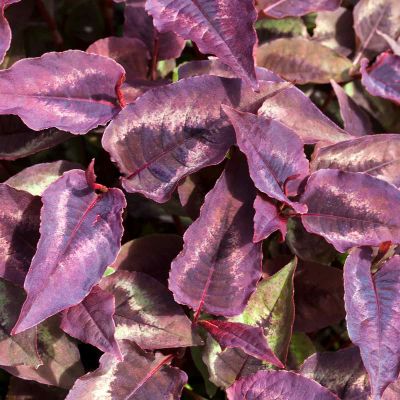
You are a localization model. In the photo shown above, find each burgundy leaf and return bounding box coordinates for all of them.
[102,75,290,203]
[313,7,355,57]
[294,262,345,332]
[361,53,400,106]
[0,0,21,63]
[12,169,126,334]
[259,0,340,18]
[0,115,71,161]
[169,152,262,317]
[87,36,149,84]
[300,347,370,400]
[0,184,41,286]
[5,160,82,196]
[124,2,185,60]
[223,106,308,213]
[253,195,287,243]
[66,341,187,400]
[330,80,372,136]
[256,38,352,84]
[344,248,400,399]
[198,320,284,367]
[111,234,183,285]
[226,370,340,400]
[311,134,400,187]
[0,279,41,368]
[353,0,400,59]
[3,316,84,389]
[145,0,259,90]
[61,286,122,360]
[258,84,352,145]
[0,51,125,134]
[301,169,400,252]
[100,270,202,349]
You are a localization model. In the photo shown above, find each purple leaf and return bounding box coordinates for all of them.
[259,0,340,18]
[0,279,41,368]
[0,184,41,286]
[226,370,340,400]
[354,0,400,59]
[111,234,183,285]
[100,270,202,349]
[66,341,187,400]
[311,134,400,187]
[12,169,126,334]
[124,2,185,60]
[169,152,262,317]
[361,53,400,106]
[313,7,355,57]
[301,169,400,252]
[253,195,287,243]
[3,316,84,389]
[7,377,68,400]
[258,84,352,145]
[383,378,400,399]
[0,51,125,134]
[5,160,82,196]
[330,80,373,136]
[87,36,149,83]
[294,262,345,332]
[256,38,352,84]
[377,30,400,56]
[145,0,259,90]
[0,0,21,63]
[102,75,290,203]
[198,320,284,367]
[0,115,71,161]
[344,248,400,399]
[61,286,122,360]
[300,347,370,399]
[223,106,308,213]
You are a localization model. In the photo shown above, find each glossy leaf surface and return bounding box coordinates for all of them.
[361,53,400,106]
[145,0,259,89]
[311,134,400,187]
[61,286,121,359]
[227,370,340,400]
[66,341,187,400]
[344,248,400,399]
[301,169,400,252]
[100,270,202,349]
[256,38,352,84]
[259,0,340,18]
[169,153,262,317]
[0,184,41,286]
[223,107,308,213]
[198,320,283,366]
[103,76,289,202]
[12,169,126,334]
[0,51,125,134]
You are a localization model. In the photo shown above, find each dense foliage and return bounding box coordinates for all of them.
[0,0,400,399]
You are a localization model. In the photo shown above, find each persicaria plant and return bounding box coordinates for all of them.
[0,0,400,399]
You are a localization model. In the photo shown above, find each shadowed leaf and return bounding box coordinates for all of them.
[259,0,340,18]
[301,169,400,252]
[61,286,122,359]
[66,341,187,400]
[12,170,126,334]
[256,38,352,84]
[0,184,41,286]
[100,270,202,349]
